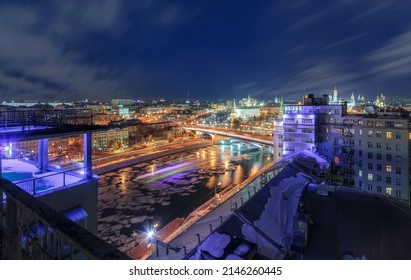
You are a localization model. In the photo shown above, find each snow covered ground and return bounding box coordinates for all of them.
[2,158,39,174]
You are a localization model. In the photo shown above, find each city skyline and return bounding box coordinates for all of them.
[1,1,411,102]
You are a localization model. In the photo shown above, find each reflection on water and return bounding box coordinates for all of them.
[97,142,271,253]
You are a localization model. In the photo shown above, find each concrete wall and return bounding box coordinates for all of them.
[37,179,99,235]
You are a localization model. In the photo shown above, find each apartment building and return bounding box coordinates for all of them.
[282,94,411,204]
[282,94,344,156]
[15,138,70,155]
[356,114,411,203]
[92,127,129,149]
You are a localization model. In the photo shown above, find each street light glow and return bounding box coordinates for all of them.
[147,230,155,238]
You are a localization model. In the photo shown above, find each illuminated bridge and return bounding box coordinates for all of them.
[182,126,274,147]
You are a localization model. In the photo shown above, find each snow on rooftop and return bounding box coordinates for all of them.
[298,150,329,168]
[278,150,329,175]
[189,232,231,260]
[2,158,84,193]
[240,171,312,256]
[2,158,39,175]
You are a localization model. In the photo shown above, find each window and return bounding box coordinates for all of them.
[396,155,401,162]
[367,184,373,191]
[368,142,372,148]
[368,152,372,159]
[368,131,373,137]
[386,143,391,150]
[368,174,373,181]
[395,190,401,197]
[376,131,382,138]
[359,151,362,157]
[368,163,373,170]
[377,164,382,171]
[409,132,411,140]
[334,156,340,164]
[386,154,392,161]
[386,177,391,184]
[359,170,363,177]
[396,167,401,174]
[386,187,392,195]
[386,165,392,173]
[376,143,381,149]
[376,175,382,182]
[396,144,401,151]
[377,186,381,193]
[395,133,401,139]
[396,179,401,186]
[386,131,392,139]
[302,119,313,124]
[377,153,381,160]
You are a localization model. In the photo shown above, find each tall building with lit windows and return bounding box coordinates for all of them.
[282,94,411,204]
[283,94,346,157]
[355,113,411,203]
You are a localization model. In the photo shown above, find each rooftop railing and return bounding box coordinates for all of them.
[0,109,93,132]
[14,167,88,196]
[0,178,131,260]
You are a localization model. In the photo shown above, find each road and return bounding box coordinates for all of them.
[92,138,207,169]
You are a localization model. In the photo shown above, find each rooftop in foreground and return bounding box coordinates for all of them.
[302,185,411,260]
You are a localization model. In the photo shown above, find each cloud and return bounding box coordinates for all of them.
[236,57,365,100]
[367,27,411,79]
[321,33,369,51]
[347,1,411,22]
[284,43,309,55]
[50,0,125,36]
[0,1,126,101]
[285,11,325,31]
[273,0,309,12]
[156,5,183,26]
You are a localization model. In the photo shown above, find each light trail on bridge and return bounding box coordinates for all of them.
[182,126,273,146]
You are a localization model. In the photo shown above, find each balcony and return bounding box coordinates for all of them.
[1,156,91,196]
[1,178,130,259]
[0,109,115,259]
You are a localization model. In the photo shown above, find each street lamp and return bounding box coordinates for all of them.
[215,182,221,204]
[146,229,158,258]
[147,230,155,239]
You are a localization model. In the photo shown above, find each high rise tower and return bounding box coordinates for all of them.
[333,86,338,103]
[186,89,190,104]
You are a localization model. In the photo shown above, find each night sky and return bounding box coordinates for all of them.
[1,0,411,102]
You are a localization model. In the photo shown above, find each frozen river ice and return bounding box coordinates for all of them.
[97,142,272,254]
